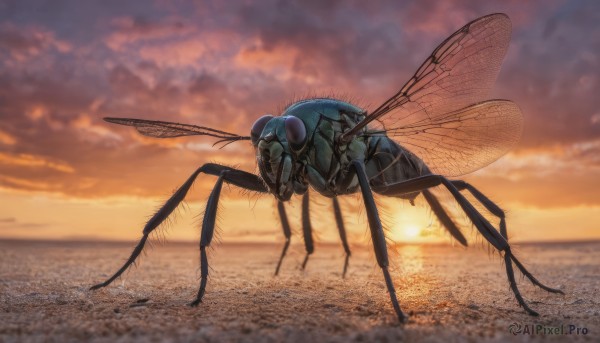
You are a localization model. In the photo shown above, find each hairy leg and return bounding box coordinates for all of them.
[451,180,563,295]
[421,189,468,246]
[352,160,407,322]
[332,197,352,278]
[373,174,561,315]
[301,191,314,270]
[90,163,267,293]
[274,201,292,276]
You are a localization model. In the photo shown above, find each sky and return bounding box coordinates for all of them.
[0,0,598,245]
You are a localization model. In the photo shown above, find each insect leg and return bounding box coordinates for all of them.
[440,180,541,315]
[374,175,544,315]
[333,197,352,278]
[189,167,269,306]
[421,189,468,246]
[374,175,507,250]
[301,191,314,270]
[451,180,563,294]
[90,166,207,290]
[352,160,407,323]
[189,173,224,306]
[444,188,539,316]
[274,201,292,276]
[90,163,267,292]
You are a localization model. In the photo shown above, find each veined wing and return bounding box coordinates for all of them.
[342,13,516,176]
[104,117,251,146]
[387,100,523,176]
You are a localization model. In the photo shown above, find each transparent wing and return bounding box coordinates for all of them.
[343,13,517,176]
[104,117,251,146]
[387,100,523,176]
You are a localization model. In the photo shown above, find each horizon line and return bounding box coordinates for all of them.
[1,237,598,247]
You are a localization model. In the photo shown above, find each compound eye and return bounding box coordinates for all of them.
[251,114,273,144]
[285,116,306,151]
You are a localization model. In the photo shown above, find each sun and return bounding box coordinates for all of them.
[403,225,422,239]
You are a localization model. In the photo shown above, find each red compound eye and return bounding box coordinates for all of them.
[285,116,306,151]
[251,115,273,144]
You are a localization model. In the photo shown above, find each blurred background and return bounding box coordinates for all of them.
[0,0,598,244]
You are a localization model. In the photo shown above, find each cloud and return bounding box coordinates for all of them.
[188,72,227,97]
[104,16,194,51]
[0,152,75,173]
[0,0,597,211]
[138,38,208,68]
[0,22,71,62]
[475,139,600,180]
[71,114,123,143]
[0,175,56,191]
[466,139,600,207]
[0,215,48,230]
[0,129,16,145]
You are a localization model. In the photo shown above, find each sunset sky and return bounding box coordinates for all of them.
[0,0,598,245]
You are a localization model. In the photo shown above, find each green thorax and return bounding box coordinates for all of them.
[281,98,370,197]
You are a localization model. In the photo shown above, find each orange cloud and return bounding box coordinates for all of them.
[0,129,16,145]
[0,1,598,244]
[71,114,123,143]
[0,152,75,173]
[475,139,600,182]
[235,41,299,75]
[138,38,208,68]
[104,16,195,51]
[0,175,55,191]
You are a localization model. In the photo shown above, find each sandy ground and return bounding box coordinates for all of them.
[0,239,598,342]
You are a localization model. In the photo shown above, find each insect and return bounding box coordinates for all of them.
[90,13,563,322]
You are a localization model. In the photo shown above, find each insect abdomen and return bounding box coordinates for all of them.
[365,136,429,199]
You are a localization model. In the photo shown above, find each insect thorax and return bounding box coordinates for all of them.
[284,98,429,199]
[282,99,366,197]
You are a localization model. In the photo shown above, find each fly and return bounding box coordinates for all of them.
[90,13,564,322]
